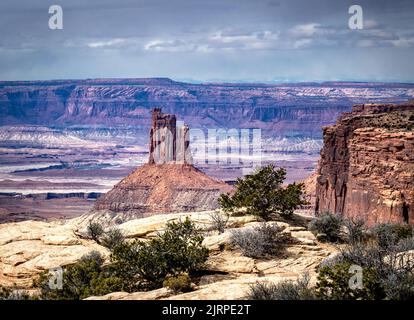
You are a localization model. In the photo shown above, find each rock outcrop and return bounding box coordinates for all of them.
[90,109,231,222]
[315,103,414,226]
[0,209,335,298]
[0,220,110,287]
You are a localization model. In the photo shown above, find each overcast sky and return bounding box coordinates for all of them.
[0,0,413,82]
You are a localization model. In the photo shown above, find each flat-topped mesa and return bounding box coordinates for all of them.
[148,108,191,165]
[315,102,414,226]
[352,102,414,114]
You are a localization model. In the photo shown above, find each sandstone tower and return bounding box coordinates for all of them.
[148,108,191,164]
[91,108,232,222]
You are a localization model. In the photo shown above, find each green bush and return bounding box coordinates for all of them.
[344,218,368,245]
[382,271,414,300]
[316,235,414,300]
[100,228,125,250]
[309,212,343,243]
[87,221,104,244]
[35,251,122,300]
[35,218,209,299]
[0,285,31,300]
[395,236,414,253]
[371,223,413,249]
[247,274,316,300]
[230,223,291,259]
[316,262,385,300]
[110,217,209,290]
[219,165,307,220]
[163,274,192,293]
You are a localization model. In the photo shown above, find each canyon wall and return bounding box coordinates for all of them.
[2,78,414,136]
[315,103,414,225]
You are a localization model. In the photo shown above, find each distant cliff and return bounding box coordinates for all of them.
[1,78,414,135]
[315,103,414,226]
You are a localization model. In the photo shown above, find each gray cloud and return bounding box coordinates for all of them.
[0,0,413,82]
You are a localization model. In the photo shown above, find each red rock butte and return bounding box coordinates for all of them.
[315,102,414,226]
[92,108,232,219]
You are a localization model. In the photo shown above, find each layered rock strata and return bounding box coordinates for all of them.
[2,78,414,136]
[315,103,414,225]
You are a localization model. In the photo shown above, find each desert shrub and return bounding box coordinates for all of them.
[35,218,209,298]
[316,236,414,300]
[315,262,385,300]
[0,285,31,300]
[219,165,307,221]
[110,217,209,290]
[87,221,104,244]
[309,212,343,243]
[100,228,125,250]
[208,211,229,234]
[395,236,414,253]
[246,282,278,300]
[230,223,291,259]
[163,274,192,293]
[247,274,316,300]
[382,270,414,300]
[371,223,413,249]
[35,251,122,300]
[344,218,368,245]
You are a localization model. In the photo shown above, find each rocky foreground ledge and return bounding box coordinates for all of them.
[0,211,336,300]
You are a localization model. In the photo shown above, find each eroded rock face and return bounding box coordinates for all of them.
[315,103,414,226]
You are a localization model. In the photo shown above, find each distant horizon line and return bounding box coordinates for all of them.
[1,77,414,86]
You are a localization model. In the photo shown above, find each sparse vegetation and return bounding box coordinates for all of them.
[219,164,307,220]
[100,228,125,250]
[315,262,385,300]
[87,221,104,244]
[110,217,209,290]
[230,223,291,259]
[247,274,316,300]
[371,223,413,249]
[308,212,343,243]
[208,211,229,234]
[0,285,31,300]
[163,274,193,293]
[315,222,414,300]
[86,222,125,250]
[344,218,368,245]
[35,218,209,299]
[35,251,122,300]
